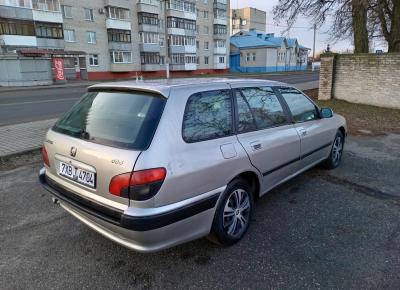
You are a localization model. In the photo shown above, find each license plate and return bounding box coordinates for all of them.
[58,161,96,188]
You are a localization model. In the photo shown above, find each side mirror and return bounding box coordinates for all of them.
[320,108,333,118]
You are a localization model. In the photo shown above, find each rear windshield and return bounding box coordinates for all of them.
[52,91,166,150]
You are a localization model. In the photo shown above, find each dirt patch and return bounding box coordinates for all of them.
[304,89,400,136]
[0,149,42,171]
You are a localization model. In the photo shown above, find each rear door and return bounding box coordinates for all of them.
[43,90,166,210]
[277,87,334,167]
[232,85,301,193]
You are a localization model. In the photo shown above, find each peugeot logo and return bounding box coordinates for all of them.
[70,147,77,157]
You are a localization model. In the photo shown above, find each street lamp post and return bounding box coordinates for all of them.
[163,0,170,79]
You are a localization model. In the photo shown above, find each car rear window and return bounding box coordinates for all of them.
[52,91,166,150]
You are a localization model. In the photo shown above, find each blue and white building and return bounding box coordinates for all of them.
[229,29,310,73]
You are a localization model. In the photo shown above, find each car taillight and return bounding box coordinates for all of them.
[41,145,50,167]
[109,168,166,201]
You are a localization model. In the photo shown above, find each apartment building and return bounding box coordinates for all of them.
[0,0,229,81]
[230,7,266,35]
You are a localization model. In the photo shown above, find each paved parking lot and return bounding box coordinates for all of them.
[1,134,399,290]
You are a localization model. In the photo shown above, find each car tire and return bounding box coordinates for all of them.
[324,130,344,169]
[209,178,254,246]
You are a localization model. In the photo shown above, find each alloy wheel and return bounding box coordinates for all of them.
[223,189,251,238]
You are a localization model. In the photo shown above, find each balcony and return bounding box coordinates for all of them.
[213,33,227,40]
[110,63,134,72]
[138,23,159,33]
[184,45,196,53]
[32,9,63,23]
[214,63,227,70]
[0,5,34,21]
[170,63,197,71]
[108,42,132,51]
[105,0,130,9]
[167,9,196,21]
[214,1,227,10]
[214,47,226,54]
[139,43,160,53]
[137,0,160,14]
[36,37,64,49]
[141,63,160,71]
[213,17,227,25]
[0,35,37,47]
[106,19,131,30]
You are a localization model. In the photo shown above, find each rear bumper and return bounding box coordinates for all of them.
[39,168,223,252]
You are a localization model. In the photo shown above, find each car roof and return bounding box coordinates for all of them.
[88,78,289,98]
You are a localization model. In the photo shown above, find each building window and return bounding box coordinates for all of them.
[203,11,208,19]
[185,54,197,64]
[32,0,60,12]
[214,24,227,34]
[204,56,209,64]
[87,31,96,44]
[241,19,247,25]
[203,26,209,34]
[61,5,72,18]
[107,29,131,43]
[84,8,94,21]
[64,29,76,42]
[89,54,98,66]
[171,53,184,64]
[35,22,63,39]
[167,0,195,13]
[214,40,226,48]
[169,35,195,46]
[204,41,209,50]
[246,53,250,62]
[183,1,195,13]
[252,53,256,61]
[196,41,199,49]
[1,0,32,8]
[0,19,35,36]
[106,6,129,20]
[214,8,227,19]
[110,51,132,63]
[167,17,196,30]
[140,53,160,64]
[138,12,158,25]
[218,56,225,64]
[139,32,159,44]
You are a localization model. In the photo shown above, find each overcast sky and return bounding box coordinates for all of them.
[231,0,354,54]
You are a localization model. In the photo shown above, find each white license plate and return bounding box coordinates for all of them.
[58,161,96,188]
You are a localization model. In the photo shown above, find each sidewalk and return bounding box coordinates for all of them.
[0,80,98,93]
[0,118,56,157]
[0,80,318,158]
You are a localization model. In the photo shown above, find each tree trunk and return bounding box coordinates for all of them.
[388,0,400,52]
[352,0,369,53]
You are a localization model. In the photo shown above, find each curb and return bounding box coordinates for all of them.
[0,82,98,93]
[0,147,41,161]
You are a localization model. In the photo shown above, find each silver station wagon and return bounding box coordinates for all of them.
[39,78,347,252]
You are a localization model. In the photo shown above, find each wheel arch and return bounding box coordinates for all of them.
[229,171,261,202]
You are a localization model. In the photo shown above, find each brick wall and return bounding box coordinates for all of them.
[319,53,400,109]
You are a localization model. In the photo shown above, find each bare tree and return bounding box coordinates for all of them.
[273,0,370,53]
[369,0,400,52]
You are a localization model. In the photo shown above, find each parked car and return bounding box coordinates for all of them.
[39,78,347,253]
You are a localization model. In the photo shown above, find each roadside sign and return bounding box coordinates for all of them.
[53,58,66,81]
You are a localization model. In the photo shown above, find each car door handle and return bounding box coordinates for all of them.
[250,142,262,151]
[299,129,307,136]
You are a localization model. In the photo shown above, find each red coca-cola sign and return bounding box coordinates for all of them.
[53,58,66,81]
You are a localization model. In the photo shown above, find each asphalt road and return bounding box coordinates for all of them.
[0,71,319,126]
[1,134,399,290]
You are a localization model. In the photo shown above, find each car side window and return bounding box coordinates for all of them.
[279,87,319,123]
[236,87,288,133]
[182,90,233,143]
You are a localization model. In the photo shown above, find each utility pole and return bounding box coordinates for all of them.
[312,24,316,71]
[163,0,170,79]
